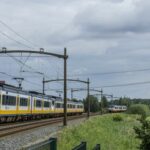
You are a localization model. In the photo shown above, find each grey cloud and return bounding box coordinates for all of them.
[0,0,150,98]
[74,0,150,39]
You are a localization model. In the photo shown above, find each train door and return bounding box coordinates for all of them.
[27,96,31,114]
[0,91,1,112]
[16,95,19,113]
[52,100,55,113]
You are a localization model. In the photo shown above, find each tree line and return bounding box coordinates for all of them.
[82,96,150,113]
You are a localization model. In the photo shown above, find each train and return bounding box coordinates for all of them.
[108,105,127,113]
[0,83,84,122]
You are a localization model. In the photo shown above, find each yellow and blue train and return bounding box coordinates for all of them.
[0,83,84,122]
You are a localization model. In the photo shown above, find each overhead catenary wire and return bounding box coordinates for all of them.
[6,53,50,79]
[68,68,150,77]
[20,53,32,72]
[0,71,41,87]
[92,80,150,89]
[46,80,150,92]
[0,30,33,49]
[0,19,39,48]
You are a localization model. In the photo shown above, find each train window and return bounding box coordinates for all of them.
[60,103,62,108]
[44,101,49,108]
[56,103,61,108]
[61,104,63,108]
[49,102,51,107]
[20,97,28,106]
[52,101,55,105]
[2,95,16,106]
[36,100,42,107]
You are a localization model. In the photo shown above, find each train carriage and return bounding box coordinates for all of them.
[108,105,127,113]
[0,83,84,122]
[1,90,17,115]
[18,94,30,115]
[43,98,52,114]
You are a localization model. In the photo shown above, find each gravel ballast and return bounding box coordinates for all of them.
[0,118,86,150]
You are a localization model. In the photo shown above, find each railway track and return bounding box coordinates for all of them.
[0,113,100,138]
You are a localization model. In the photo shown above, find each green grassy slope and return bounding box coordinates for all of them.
[58,114,140,150]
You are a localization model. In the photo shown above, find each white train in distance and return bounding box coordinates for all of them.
[108,105,127,113]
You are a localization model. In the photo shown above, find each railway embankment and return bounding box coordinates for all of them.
[0,113,140,150]
[58,114,141,150]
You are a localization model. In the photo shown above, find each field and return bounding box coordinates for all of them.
[58,114,141,150]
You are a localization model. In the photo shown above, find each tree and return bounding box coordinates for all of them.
[83,95,100,112]
[101,96,108,108]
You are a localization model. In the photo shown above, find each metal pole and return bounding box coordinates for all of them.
[63,48,67,126]
[111,94,113,101]
[101,89,103,114]
[43,77,45,95]
[71,88,73,100]
[111,94,113,105]
[87,78,90,118]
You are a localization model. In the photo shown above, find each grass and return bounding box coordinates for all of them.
[58,114,141,150]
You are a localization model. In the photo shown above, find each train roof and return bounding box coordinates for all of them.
[109,105,127,107]
[0,83,28,94]
[0,83,60,98]
[0,83,83,104]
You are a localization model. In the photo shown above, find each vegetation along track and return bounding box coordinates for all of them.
[0,113,100,138]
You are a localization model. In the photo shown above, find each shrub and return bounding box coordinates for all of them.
[146,117,150,123]
[113,115,123,122]
[134,117,150,150]
[127,104,150,119]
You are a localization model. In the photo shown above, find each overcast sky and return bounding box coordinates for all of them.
[0,0,150,99]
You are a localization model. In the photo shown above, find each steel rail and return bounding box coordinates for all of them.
[0,113,100,138]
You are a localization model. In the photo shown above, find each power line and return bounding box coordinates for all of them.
[24,79,42,87]
[0,30,32,49]
[68,68,150,77]
[7,53,36,71]
[20,53,32,72]
[92,81,150,88]
[0,19,39,48]
[0,71,14,78]
[6,53,49,79]
[46,80,150,91]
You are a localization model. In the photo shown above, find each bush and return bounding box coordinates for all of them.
[146,117,150,123]
[134,117,150,150]
[127,104,150,118]
[113,115,123,121]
